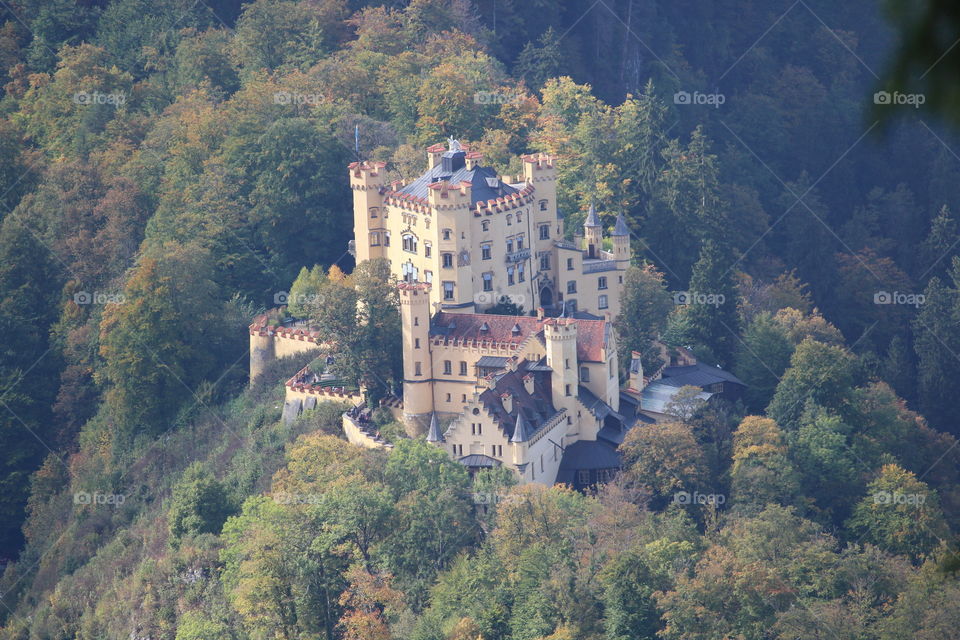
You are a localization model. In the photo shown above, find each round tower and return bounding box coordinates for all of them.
[249,328,276,385]
[611,212,631,266]
[349,160,387,263]
[399,283,434,435]
[543,319,580,436]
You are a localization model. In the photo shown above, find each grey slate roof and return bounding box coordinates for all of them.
[458,454,501,468]
[426,412,444,442]
[612,212,630,236]
[578,385,622,422]
[394,162,518,205]
[660,362,745,388]
[585,202,601,227]
[476,355,510,369]
[510,412,533,443]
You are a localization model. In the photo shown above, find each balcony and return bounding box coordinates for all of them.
[505,248,531,264]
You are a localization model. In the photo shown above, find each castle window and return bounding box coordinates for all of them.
[539,224,550,240]
[577,470,591,485]
[460,361,468,376]
[442,253,453,268]
[599,294,608,309]
[369,207,379,218]
[443,281,455,300]
[444,360,452,375]
[415,338,420,349]
[424,242,432,257]
[518,263,525,282]
[610,359,615,377]
[402,233,417,253]
[516,235,524,251]
[565,358,570,370]
[370,232,380,246]
[482,244,491,260]
[415,362,422,376]
[482,220,490,232]
[516,212,522,223]
[541,456,544,473]
[506,239,513,254]
[414,317,419,326]
[565,384,571,396]
[507,266,515,286]
[425,270,433,283]
[580,366,590,382]
[383,232,391,246]
[567,281,577,294]
[540,254,550,270]
[463,394,468,402]
[598,276,608,290]
[507,214,513,226]
[446,393,451,402]
[619,275,623,283]
[539,199,548,211]
[482,273,493,291]
[442,228,452,240]
[566,258,574,270]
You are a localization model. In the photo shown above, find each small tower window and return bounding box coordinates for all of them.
[580,366,590,382]
[518,263,525,282]
[482,220,490,232]
[540,254,550,270]
[424,242,432,257]
[566,257,574,270]
[460,361,468,376]
[442,228,452,240]
[415,362,422,376]
[539,199,548,211]
[402,233,417,253]
[507,266,515,285]
[539,224,550,240]
[516,212,522,223]
[599,294,608,309]
[369,207,379,218]
[443,281,455,300]
[517,235,524,250]
[567,281,577,294]
[383,232,391,246]
[507,214,513,226]
[442,253,453,268]
[482,244,492,260]
[598,276,607,290]
[443,360,452,375]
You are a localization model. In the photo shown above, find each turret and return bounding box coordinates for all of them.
[543,319,579,435]
[349,160,387,263]
[584,203,602,258]
[426,412,444,443]
[523,153,558,239]
[612,212,631,265]
[399,283,434,435]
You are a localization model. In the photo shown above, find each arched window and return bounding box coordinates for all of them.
[539,199,548,211]
[402,233,417,253]
[369,207,379,218]
[506,214,513,226]
[482,220,490,232]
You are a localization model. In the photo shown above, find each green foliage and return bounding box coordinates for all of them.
[734,312,795,412]
[168,462,237,544]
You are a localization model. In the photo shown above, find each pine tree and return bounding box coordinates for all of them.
[919,204,959,281]
[685,239,739,366]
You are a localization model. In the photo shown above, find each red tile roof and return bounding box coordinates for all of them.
[431,312,607,362]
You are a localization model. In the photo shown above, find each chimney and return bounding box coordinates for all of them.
[537,307,545,320]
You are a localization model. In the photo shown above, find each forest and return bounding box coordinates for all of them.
[1,0,960,638]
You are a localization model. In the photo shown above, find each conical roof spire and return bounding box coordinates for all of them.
[584,202,601,227]
[426,412,444,442]
[612,212,630,236]
[510,412,532,443]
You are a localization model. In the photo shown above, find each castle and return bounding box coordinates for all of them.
[349,140,630,320]
[252,140,645,487]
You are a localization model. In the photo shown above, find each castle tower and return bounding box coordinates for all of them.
[611,212,631,266]
[584,203,602,258]
[544,319,580,437]
[349,160,387,263]
[249,329,276,385]
[399,283,434,435]
[429,178,476,311]
[524,152,559,245]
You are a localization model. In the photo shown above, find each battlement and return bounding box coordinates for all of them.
[348,160,387,188]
